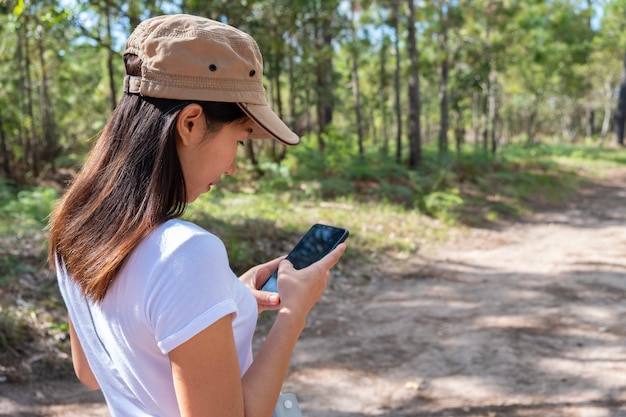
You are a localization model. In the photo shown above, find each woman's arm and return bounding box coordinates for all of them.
[169,315,245,417]
[68,315,100,390]
[240,244,345,416]
[169,244,346,417]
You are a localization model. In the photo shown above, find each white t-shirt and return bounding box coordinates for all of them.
[57,219,258,417]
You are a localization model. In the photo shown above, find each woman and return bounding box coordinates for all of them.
[48,14,346,417]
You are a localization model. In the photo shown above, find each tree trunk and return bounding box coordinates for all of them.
[481,92,488,151]
[561,101,575,142]
[352,58,364,156]
[21,15,39,177]
[526,108,537,146]
[613,48,626,146]
[244,141,262,176]
[269,50,286,163]
[379,34,389,156]
[392,0,403,163]
[472,90,480,149]
[36,29,58,171]
[105,0,117,110]
[453,110,464,158]
[599,81,612,144]
[587,109,595,138]
[350,0,364,156]
[436,0,449,155]
[272,55,284,121]
[370,105,378,146]
[288,39,296,130]
[0,107,11,177]
[314,9,334,152]
[16,24,27,173]
[407,0,421,169]
[488,67,498,154]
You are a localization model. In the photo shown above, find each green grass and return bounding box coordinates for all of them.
[184,142,625,270]
[0,141,623,380]
[0,182,57,284]
[185,194,446,274]
[0,142,621,281]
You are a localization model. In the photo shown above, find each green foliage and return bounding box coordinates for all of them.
[0,180,68,380]
[1,0,624,183]
[256,161,294,190]
[183,142,624,275]
[0,181,57,286]
[0,308,32,355]
[0,252,37,286]
[0,183,58,236]
[516,143,626,168]
[423,189,464,224]
[0,140,622,380]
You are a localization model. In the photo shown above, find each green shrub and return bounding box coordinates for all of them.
[0,309,33,355]
[423,189,464,223]
[0,186,58,234]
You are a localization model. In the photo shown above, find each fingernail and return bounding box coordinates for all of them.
[269,295,279,304]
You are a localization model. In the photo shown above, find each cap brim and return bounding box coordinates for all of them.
[237,103,300,145]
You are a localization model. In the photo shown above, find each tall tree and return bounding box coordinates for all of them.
[349,0,365,156]
[407,0,421,169]
[17,11,39,176]
[484,1,500,154]
[615,49,626,147]
[435,0,450,155]
[593,0,626,145]
[0,107,10,177]
[1,0,624,184]
[391,0,403,163]
[34,15,59,168]
[313,0,339,151]
[377,21,391,155]
[85,0,118,111]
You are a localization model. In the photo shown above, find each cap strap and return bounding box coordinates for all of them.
[123,75,142,94]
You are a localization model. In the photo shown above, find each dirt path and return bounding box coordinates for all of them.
[2,168,625,417]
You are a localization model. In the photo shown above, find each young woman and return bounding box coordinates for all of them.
[48,14,346,417]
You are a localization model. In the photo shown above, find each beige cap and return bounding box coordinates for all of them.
[123,14,299,145]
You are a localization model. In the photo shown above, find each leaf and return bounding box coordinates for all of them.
[12,0,24,16]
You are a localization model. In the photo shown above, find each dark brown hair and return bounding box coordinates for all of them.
[48,54,247,302]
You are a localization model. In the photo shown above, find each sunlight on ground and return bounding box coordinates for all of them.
[286,367,422,415]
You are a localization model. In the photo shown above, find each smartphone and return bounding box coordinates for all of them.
[261,224,349,293]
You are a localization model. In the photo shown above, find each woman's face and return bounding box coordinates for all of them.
[177,115,254,203]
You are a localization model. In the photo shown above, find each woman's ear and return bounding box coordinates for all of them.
[176,104,205,146]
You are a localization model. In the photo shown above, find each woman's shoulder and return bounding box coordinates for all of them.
[144,219,225,257]
[157,218,213,237]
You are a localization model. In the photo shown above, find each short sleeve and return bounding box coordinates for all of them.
[145,231,239,354]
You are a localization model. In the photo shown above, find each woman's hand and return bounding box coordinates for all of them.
[239,256,285,312]
[239,243,347,416]
[276,243,346,322]
[240,243,347,316]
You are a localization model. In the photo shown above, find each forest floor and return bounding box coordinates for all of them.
[1,167,625,417]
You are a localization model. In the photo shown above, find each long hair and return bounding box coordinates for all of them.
[48,54,247,302]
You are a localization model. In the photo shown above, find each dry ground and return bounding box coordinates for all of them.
[1,168,625,417]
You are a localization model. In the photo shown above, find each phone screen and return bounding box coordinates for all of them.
[261,224,349,293]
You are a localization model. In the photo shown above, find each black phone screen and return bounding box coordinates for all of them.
[261,224,349,293]
[286,224,348,269]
